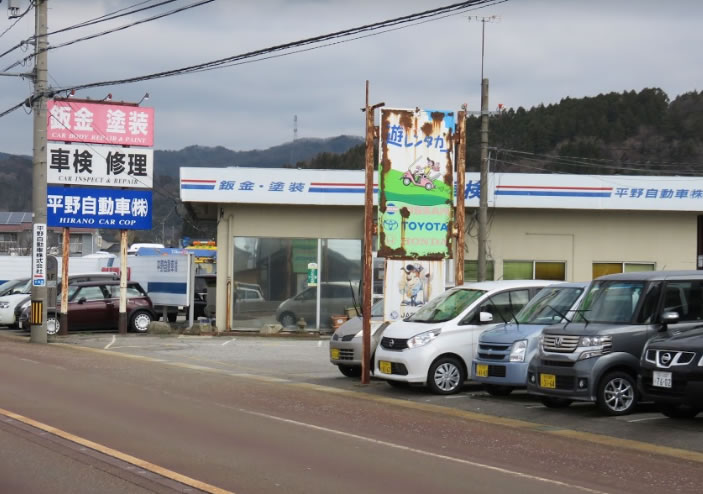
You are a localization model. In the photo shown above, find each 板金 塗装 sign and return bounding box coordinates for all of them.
[378,108,455,259]
[46,142,153,188]
[47,100,154,147]
[47,186,152,230]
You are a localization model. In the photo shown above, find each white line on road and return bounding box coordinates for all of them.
[317,341,322,347]
[104,335,116,350]
[226,406,608,494]
[627,416,665,423]
[221,338,235,346]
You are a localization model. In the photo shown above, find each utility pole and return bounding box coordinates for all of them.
[30,0,48,343]
[469,15,499,281]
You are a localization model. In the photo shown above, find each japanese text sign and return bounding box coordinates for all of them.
[32,223,47,286]
[47,100,154,147]
[47,186,152,230]
[378,108,455,259]
[47,143,153,188]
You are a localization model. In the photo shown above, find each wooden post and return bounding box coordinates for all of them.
[455,111,466,286]
[58,228,69,335]
[118,229,128,334]
[362,81,374,385]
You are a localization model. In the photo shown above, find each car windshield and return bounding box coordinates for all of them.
[408,289,486,323]
[574,281,644,323]
[0,278,29,296]
[516,286,584,324]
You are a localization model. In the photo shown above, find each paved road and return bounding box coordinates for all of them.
[1,332,702,493]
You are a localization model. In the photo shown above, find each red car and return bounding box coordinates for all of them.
[43,280,155,335]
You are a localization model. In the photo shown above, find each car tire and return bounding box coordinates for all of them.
[167,312,178,323]
[130,310,153,333]
[46,315,59,336]
[279,312,296,328]
[658,404,700,419]
[484,384,514,396]
[540,397,573,408]
[597,371,637,416]
[337,365,361,378]
[427,356,465,395]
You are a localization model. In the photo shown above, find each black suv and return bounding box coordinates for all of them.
[639,325,703,419]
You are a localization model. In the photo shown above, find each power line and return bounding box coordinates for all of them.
[0,0,34,40]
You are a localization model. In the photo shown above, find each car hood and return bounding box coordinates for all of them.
[480,323,549,344]
[540,322,633,336]
[334,316,383,337]
[381,320,443,338]
[0,293,31,304]
[648,326,703,351]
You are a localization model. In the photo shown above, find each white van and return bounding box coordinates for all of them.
[374,280,553,395]
[127,243,165,255]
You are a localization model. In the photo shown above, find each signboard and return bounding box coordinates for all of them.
[47,186,152,230]
[32,223,47,286]
[378,108,455,259]
[383,260,445,322]
[47,142,153,188]
[47,100,154,147]
[112,254,193,307]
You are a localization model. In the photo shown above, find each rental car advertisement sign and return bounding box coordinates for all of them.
[383,260,445,322]
[378,108,455,259]
[47,186,152,230]
[47,100,154,147]
[46,143,153,188]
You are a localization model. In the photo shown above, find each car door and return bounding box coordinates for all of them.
[69,285,110,330]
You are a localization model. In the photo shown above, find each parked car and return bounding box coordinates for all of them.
[527,270,703,416]
[374,280,553,395]
[329,298,387,377]
[639,323,703,419]
[0,278,31,327]
[472,282,587,396]
[276,281,359,328]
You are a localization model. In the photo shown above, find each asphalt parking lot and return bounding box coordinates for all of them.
[2,328,701,457]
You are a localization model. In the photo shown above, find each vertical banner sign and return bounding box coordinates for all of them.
[378,108,455,259]
[32,223,47,286]
[383,260,445,322]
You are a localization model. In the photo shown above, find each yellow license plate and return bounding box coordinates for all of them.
[330,348,340,360]
[540,373,556,389]
[379,360,392,374]
[476,364,488,378]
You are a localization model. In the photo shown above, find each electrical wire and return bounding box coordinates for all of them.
[0,0,34,40]
[47,0,169,37]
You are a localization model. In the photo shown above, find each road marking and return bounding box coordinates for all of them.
[104,335,116,350]
[221,338,235,346]
[627,416,665,423]
[0,407,234,494]
[229,405,607,494]
[317,341,322,347]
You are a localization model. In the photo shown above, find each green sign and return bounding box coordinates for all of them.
[306,262,318,287]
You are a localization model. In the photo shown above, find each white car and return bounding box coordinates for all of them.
[0,278,31,327]
[374,280,554,395]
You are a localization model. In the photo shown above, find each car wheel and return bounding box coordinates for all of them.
[658,404,700,419]
[337,365,361,378]
[402,177,411,186]
[540,397,572,408]
[597,371,637,416]
[279,312,296,327]
[427,356,465,395]
[130,310,153,333]
[484,384,514,396]
[46,315,59,336]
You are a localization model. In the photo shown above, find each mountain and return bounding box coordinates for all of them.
[155,135,363,177]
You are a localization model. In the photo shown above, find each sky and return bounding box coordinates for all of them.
[1,0,702,156]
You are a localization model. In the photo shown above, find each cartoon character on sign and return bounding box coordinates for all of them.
[399,263,431,306]
[402,156,440,191]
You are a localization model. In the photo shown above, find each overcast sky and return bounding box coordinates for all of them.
[1,0,701,156]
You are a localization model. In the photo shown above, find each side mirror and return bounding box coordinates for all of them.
[479,311,494,323]
[78,297,87,304]
[660,311,679,330]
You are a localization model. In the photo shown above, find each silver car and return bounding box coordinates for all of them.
[329,299,386,377]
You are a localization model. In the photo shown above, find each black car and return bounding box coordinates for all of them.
[639,324,703,419]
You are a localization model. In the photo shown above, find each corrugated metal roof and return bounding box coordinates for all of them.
[0,212,32,225]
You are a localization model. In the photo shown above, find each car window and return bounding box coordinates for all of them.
[74,286,106,302]
[575,281,644,323]
[108,285,146,298]
[510,289,530,312]
[661,280,703,322]
[481,292,514,323]
[409,288,486,323]
[244,290,259,300]
[516,286,585,324]
[297,288,315,300]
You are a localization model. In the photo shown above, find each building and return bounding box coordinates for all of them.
[0,212,100,257]
[180,168,703,332]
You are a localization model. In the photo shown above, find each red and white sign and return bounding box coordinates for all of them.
[47,100,154,147]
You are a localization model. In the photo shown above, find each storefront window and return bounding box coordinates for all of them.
[464,260,495,281]
[503,261,533,280]
[504,261,566,281]
[593,262,655,279]
[319,239,362,329]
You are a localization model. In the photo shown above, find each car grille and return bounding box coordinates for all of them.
[542,360,575,368]
[381,337,408,350]
[486,365,506,377]
[477,342,510,361]
[644,349,697,368]
[542,334,580,353]
[338,349,355,361]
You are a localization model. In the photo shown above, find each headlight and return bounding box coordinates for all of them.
[407,328,442,348]
[509,339,528,362]
[698,354,703,367]
[578,335,612,360]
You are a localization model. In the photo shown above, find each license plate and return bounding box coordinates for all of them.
[476,364,488,378]
[540,373,556,389]
[18,321,22,329]
[653,371,672,388]
[330,348,340,360]
[379,360,392,374]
